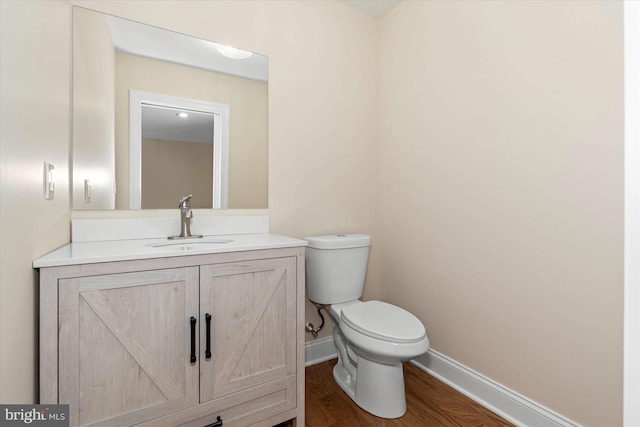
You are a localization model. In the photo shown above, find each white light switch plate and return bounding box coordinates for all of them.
[43,162,55,200]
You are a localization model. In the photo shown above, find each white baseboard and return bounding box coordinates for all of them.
[304,336,580,427]
[304,336,337,367]
[412,350,581,427]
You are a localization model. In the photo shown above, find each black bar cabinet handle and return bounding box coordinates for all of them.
[204,416,223,427]
[190,316,197,363]
[205,313,212,359]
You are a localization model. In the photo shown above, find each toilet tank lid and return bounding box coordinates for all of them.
[304,234,371,249]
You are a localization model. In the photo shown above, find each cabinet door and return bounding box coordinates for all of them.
[199,257,297,402]
[59,267,199,427]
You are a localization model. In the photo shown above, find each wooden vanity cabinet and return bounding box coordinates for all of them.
[57,267,200,426]
[39,248,305,427]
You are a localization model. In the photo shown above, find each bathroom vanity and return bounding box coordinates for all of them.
[34,233,306,427]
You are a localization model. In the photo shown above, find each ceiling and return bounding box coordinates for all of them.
[338,0,401,17]
[106,14,268,82]
[142,105,214,144]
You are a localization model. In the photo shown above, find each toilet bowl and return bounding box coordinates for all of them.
[329,300,429,418]
[304,234,430,418]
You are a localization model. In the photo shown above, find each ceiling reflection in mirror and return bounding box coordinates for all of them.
[141,104,214,209]
[72,7,268,210]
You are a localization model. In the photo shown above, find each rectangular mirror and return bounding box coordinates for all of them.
[72,7,268,210]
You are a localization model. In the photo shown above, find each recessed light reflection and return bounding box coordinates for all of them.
[216,45,253,60]
[176,112,189,118]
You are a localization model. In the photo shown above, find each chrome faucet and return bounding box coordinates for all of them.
[168,194,203,240]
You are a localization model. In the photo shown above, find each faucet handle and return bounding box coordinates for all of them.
[178,194,193,208]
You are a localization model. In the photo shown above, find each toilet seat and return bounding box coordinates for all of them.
[340,300,426,344]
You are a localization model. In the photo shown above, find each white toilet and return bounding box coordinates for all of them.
[305,234,430,418]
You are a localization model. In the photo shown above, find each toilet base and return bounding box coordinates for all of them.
[333,357,407,419]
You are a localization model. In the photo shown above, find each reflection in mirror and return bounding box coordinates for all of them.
[72,7,268,210]
[141,104,214,209]
[130,91,229,209]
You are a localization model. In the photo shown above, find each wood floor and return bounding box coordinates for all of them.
[280,359,514,427]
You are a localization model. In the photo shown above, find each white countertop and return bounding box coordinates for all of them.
[33,233,307,268]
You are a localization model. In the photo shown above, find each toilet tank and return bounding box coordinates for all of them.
[304,234,371,304]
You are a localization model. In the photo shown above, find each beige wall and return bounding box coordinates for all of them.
[0,0,71,402]
[0,1,625,426]
[142,139,213,209]
[379,1,623,426]
[114,52,268,209]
